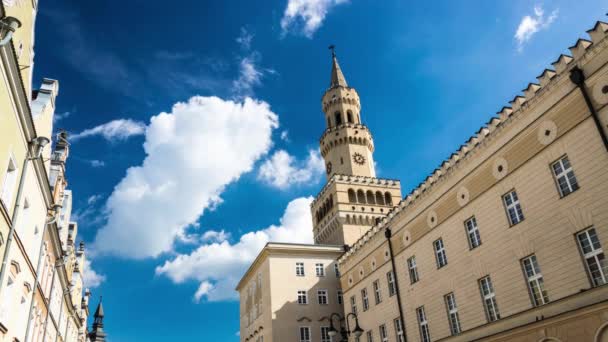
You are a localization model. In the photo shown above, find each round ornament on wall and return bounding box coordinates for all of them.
[456,187,470,207]
[492,157,509,180]
[353,152,366,165]
[427,210,438,228]
[592,75,608,105]
[537,120,558,146]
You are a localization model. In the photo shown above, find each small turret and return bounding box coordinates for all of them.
[89,298,106,342]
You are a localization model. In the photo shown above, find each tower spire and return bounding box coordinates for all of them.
[89,297,107,342]
[329,45,348,88]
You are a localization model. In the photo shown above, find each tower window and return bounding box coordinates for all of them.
[375,191,385,205]
[335,112,342,125]
[347,111,354,123]
[366,191,376,204]
[348,189,357,203]
[327,117,332,128]
[384,192,392,206]
[357,190,366,204]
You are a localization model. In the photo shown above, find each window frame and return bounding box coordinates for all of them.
[576,227,607,287]
[394,318,405,342]
[361,288,369,311]
[479,276,500,322]
[297,290,308,305]
[372,279,382,304]
[317,289,329,305]
[434,238,448,268]
[296,262,305,277]
[464,216,482,250]
[379,324,388,342]
[316,263,325,277]
[321,326,331,342]
[551,155,579,198]
[387,271,396,297]
[337,290,343,305]
[366,330,373,342]
[334,263,340,277]
[350,295,357,315]
[299,326,311,342]
[521,255,549,306]
[502,190,524,226]
[407,256,419,284]
[416,306,431,342]
[444,292,462,335]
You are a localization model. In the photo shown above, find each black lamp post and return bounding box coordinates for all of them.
[327,312,364,341]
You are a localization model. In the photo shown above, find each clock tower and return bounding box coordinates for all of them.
[311,48,402,246]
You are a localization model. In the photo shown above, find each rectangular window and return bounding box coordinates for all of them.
[361,288,369,311]
[444,292,461,335]
[387,271,396,297]
[366,330,373,342]
[0,154,18,209]
[552,155,579,197]
[379,324,388,342]
[522,255,549,306]
[394,318,405,342]
[577,227,607,286]
[334,263,340,277]
[503,190,524,226]
[296,262,305,277]
[350,296,357,315]
[416,306,431,342]
[407,256,419,284]
[337,290,343,305]
[465,216,482,249]
[297,290,308,305]
[373,280,382,304]
[321,326,331,342]
[479,276,500,322]
[299,327,311,342]
[318,289,328,305]
[434,238,448,268]
[316,263,325,277]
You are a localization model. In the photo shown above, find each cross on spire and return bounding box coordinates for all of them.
[329,44,336,57]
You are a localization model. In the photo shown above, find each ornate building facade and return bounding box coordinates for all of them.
[239,19,608,342]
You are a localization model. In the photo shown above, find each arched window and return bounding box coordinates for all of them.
[328,195,333,208]
[357,190,366,204]
[366,191,376,204]
[375,191,385,205]
[385,192,392,205]
[348,189,356,203]
[335,111,342,125]
[347,111,353,123]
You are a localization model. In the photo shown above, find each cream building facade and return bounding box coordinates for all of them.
[0,1,102,341]
[240,19,608,342]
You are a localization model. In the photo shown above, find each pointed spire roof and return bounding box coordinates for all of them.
[94,298,104,318]
[329,45,348,88]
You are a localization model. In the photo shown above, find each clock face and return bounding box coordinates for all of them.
[353,152,366,165]
[326,162,332,174]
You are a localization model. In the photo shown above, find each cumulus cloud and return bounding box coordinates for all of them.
[82,259,105,288]
[514,5,559,51]
[258,149,324,189]
[155,197,314,302]
[91,96,279,259]
[71,119,146,142]
[281,0,349,38]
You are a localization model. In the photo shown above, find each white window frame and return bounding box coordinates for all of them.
[522,255,549,306]
[296,262,305,277]
[334,263,340,277]
[1,153,18,210]
[576,227,607,286]
[479,276,500,322]
[337,290,343,305]
[416,306,431,342]
[379,324,388,342]
[297,290,308,305]
[321,326,331,342]
[361,288,369,311]
[551,155,579,197]
[434,238,448,268]
[317,289,328,305]
[465,216,482,249]
[373,280,382,304]
[366,330,373,342]
[316,263,325,277]
[394,318,405,342]
[444,292,461,335]
[299,326,311,342]
[386,271,396,297]
[503,190,524,226]
[350,295,357,315]
[407,256,419,284]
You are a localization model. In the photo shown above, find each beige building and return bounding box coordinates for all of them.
[0,1,100,342]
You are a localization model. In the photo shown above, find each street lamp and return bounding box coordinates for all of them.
[327,312,364,341]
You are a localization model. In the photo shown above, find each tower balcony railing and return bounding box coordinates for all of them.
[319,123,371,143]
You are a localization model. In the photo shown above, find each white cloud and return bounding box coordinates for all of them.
[53,111,72,123]
[201,230,230,243]
[258,149,324,189]
[236,27,254,50]
[89,160,106,168]
[155,197,314,302]
[280,0,349,38]
[232,55,264,96]
[87,194,103,205]
[82,259,105,288]
[71,119,146,142]
[91,96,279,259]
[514,5,559,51]
[280,130,289,142]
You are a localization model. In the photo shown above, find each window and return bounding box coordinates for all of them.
[479,276,500,322]
[434,238,448,268]
[361,288,369,311]
[551,155,579,197]
[366,331,373,342]
[1,154,18,209]
[316,263,325,277]
[444,292,461,335]
[335,112,342,125]
[297,290,308,304]
[318,290,328,305]
[503,190,524,226]
[416,306,431,342]
[337,290,343,305]
[299,327,311,342]
[373,280,382,304]
[379,324,388,342]
[465,216,482,249]
[296,262,305,277]
[386,271,396,297]
[347,111,354,123]
[334,263,340,277]
[577,227,607,286]
[348,189,357,203]
[321,326,331,342]
[394,318,405,342]
[522,255,549,306]
[350,296,357,315]
[407,256,419,284]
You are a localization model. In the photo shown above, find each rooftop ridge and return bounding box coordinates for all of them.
[338,20,608,264]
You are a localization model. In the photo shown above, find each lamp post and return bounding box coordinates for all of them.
[327,312,364,342]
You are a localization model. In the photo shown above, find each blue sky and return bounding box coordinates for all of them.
[33,0,605,340]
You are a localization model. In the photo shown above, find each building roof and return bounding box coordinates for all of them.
[329,51,348,88]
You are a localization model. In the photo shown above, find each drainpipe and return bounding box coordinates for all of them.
[570,66,608,152]
[0,16,21,46]
[40,262,58,342]
[385,227,407,341]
